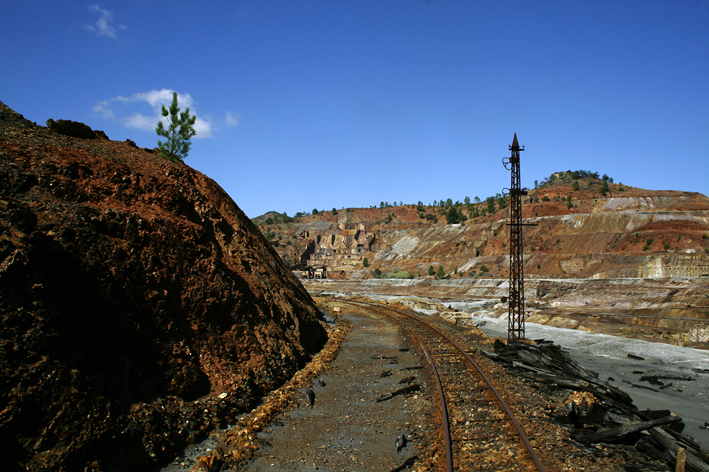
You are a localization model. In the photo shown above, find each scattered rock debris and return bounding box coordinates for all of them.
[482,338,709,472]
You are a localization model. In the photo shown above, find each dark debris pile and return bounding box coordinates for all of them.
[482,339,709,472]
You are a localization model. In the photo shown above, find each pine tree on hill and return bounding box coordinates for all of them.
[156,92,196,162]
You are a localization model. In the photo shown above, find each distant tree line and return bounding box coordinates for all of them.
[259,169,622,227]
[257,212,295,225]
[537,170,613,188]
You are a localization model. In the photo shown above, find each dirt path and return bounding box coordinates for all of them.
[241,306,438,471]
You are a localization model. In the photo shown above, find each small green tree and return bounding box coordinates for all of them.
[643,238,653,251]
[600,181,609,196]
[486,197,496,214]
[445,206,460,224]
[458,208,467,223]
[436,266,445,279]
[572,180,580,191]
[363,257,369,267]
[428,265,435,276]
[156,92,197,162]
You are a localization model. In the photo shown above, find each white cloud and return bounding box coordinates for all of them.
[94,89,213,138]
[225,112,240,127]
[117,89,194,109]
[92,100,114,119]
[193,117,213,138]
[125,113,155,131]
[86,5,125,39]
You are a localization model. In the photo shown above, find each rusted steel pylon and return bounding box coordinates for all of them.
[503,133,528,340]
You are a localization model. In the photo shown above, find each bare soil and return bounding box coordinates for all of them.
[241,305,437,471]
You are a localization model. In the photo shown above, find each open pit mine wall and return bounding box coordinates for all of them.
[291,222,379,275]
[286,208,709,280]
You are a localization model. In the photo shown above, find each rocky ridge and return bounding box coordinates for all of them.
[0,101,326,470]
[261,188,709,280]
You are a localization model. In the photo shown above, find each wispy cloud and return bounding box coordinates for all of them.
[92,100,114,119]
[117,89,192,108]
[225,112,240,127]
[125,113,155,131]
[95,89,214,138]
[86,5,125,39]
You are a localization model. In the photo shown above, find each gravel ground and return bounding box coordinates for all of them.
[186,297,677,472]
[241,305,439,471]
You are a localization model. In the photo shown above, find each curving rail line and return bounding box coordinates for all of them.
[402,318,455,472]
[343,300,546,472]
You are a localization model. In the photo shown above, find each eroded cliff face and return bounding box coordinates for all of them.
[370,207,709,279]
[264,186,709,281]
[0,101,326,470]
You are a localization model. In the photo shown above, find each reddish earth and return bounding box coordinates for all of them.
[257,171,709,281]
[0,101,327,471]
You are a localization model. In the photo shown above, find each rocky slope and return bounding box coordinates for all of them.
[0,101,326,471]
[260,180,709,280]
[257,165,709,346]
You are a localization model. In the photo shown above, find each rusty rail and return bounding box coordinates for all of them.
[400,319,454,472]
[344,300,546,472]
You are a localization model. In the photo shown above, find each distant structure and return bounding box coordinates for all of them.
[502,133,531,340]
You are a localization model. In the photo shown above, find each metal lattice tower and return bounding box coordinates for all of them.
[503,133,527,340]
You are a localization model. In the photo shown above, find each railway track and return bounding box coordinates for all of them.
[343,300,546,472]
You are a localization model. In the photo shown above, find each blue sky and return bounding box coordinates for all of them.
[2,1,708,218]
